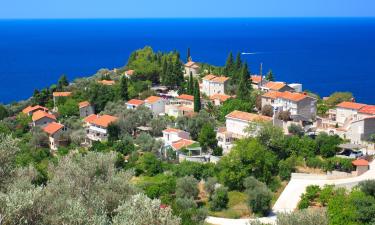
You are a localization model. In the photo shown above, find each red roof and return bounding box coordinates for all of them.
[22,105,48,114]
[145,96,162,104]
[177,94,194,101]
[262,91,284,99]
[359,105,375,115]
[352,159,369,166]
[78,101,91,108]
[211,76,229,83]
[32,110,56,122]
[53,92,72,97]
[202,74,217,81]
[250,75,263,84]
[90,115,118,128]
[265,82,287,91]
[226,110,272,122]
[185,61,198,67]
[84,114,98,123]
[171,139,196,150]
[43,122,64,135]
[127,99,144,106]
[336,102,367,110]
[98,80,115,85]
[262,91,308,102]
[210,94,232,102]
[126,70,135,76]
[163,128,183,133]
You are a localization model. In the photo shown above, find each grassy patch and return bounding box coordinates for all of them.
[208,191,249,219]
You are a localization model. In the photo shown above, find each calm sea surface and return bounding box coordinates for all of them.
[0,18,374,104]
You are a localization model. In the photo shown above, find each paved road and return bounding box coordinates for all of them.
[206,160,375,225]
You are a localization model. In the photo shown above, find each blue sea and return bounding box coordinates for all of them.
[0,18,374,104]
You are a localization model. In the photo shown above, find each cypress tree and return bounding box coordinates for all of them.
[266,70,274,81]
[119,76,129,100]
[224,52,234,76]
[188,72,194,95]
[187,47,191,62]
[57,74,69,91]
[194,80,201,112]
[235,52,242,70]
[237,63,252,101]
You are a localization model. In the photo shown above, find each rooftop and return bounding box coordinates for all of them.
[264,81,287,91]
[43,122,64,135]
[210,94,232,102]
[32,110,56,122]
[358,105,375,115]
[202,74,217,81]
[336,101,367,110]
[163,128,183,133]
[250,75,263,84]
[226,110,272,122]
[127,99,145,106]
[126,69,135,76]
[90,114,118,128]
[211,76,229,83]
[177,94,194,101]
[22,105,48,114]
[262,91,309,102]
[171,139,196,150]
[78,101,91,108]
[185,61,198,67]
[53,92,72,97]
[98,80,115,86]
[145,96,162,104]
[84,114,98,123]
[352,159,369,166]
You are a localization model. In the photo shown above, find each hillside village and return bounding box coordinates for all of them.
[1,46,375,225]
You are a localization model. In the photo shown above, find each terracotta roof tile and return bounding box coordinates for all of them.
[336,102,367,110]
[171,139,196,150]
[126,70,135,76]
[145,96,162,104]
[352,159,369,166]
[202,74,217,81]
[250,75,263,84]
[78,101,91,108]
[98,80,115,85]
[265,82,287,91]
[43,122,64,135]
[90,115,118,128]
[280,91,308,102]
[53,92,72,97]
[262,91,284,99]
[22,105,48,114]
[126,99,145,106]
[177,94,194,101]
[32,110,56,122]
[84,114,98,123]
[226,110,272,122]
[358,105,375,115]
[211,76,229,83]
[210,94,232,102]
[163,128,183,133]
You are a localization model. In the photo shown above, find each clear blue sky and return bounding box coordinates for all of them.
[1,0,374,19]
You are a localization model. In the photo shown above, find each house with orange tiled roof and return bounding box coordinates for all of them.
[184,61,200,77]
[98,80,115,86]
[126,99,145,109]
[262,81,294,92]
[86,114,118,143]
[358,105,375,120]
[144,96,166,115]
[250,75,268,89]
[217,110,272,152]
[22,105,49,116]
[162,128,191,146]
[201,74,230,96]
[43,122,66,150]
[32,110,57,127]
[125,69,135,79]
[78,101,94,118]
[261,91,317,122]
[210,94,232,106]
[335,101,367,126]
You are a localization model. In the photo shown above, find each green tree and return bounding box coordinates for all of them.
[358,180,375,197]
[176,176,199,199]
[246,181,273,216]
[0,104,9,120]
[119,76,129,101]
[57,74,69,91]
[135,152,163,176]
[194,80,201,112]
[58,98,79,117]
[0,134,20,190]
[107,122,120,143]
[198,123,217,152]
[187,72,194,95]
[288,124,304,137]
[265,70,274,81]
[325,92,353,108]
[224,52,234,75]
[210,186,229,211]
[219,98,253,121]
[217,139,277,190]
[237,63,252,101]
[234,52,242,70]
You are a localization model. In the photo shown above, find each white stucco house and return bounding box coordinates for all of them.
[144,96,166,115]
[32,110,57,127]
[201,74,229,96]
[184,61,200,77]
[126,99,145,110]
[261,91,317,122]
[334,101,368,126]
[43,122,66,151]
[162,128,191,146]
[85,114,118,143]
[217,110,272,153]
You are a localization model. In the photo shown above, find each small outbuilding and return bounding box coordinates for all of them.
[352,159,369,176]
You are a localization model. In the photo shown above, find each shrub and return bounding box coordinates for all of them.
[246,182,273,216]
[261,104,274,117]
[176,176,199,199]
[358,180,375,197]
[277,208,328,225]
[288,124,304,137]
[318,185,335,206]
[205,177,218,197]
[306,156,325,168]
[324,157,354,172]
[278,156,297,180]
[210,186,229,211]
